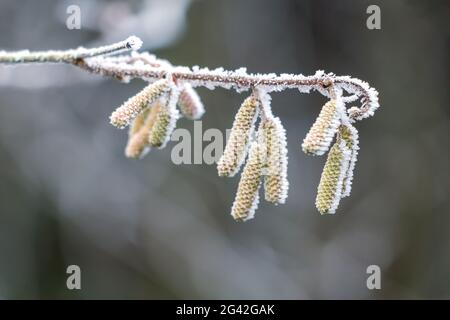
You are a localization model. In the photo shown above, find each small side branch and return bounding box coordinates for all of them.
[0,36,142,64]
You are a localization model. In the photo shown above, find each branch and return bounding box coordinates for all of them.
[0,36,378,121]
[0,36,381,219]
[78,56,378,121]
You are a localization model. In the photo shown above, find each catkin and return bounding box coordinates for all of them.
[217,95,260,177]
[315,141,351,214]
[262,117,289,204]
[338,124,359,198]
[177,84,205,120]
[148,87,180,148]
[231,140,263,221]
[302,100,340,156]
[128,107,150,137]
[110,79,170,129]
[125,103,161,158]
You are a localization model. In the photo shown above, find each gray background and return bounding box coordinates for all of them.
[0,0,449,299]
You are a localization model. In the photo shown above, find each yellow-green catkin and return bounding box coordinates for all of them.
[128,107,150,137]
[302,99,340,156]
[110,78,170,129]
[217,95,260,177]
[125,103,161,158]
[262,117,289,204]
[177,84,205,120]
[231,140,263,221]
[148,87,180,148]
[315,140,351,214]
[338,124,359,198]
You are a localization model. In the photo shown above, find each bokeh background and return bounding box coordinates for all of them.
[0,0,449,299]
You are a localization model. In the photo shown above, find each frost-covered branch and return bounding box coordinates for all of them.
[0,36,380,219]
[78,54,378,121]
[0,36,378,121]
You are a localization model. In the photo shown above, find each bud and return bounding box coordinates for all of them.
[110,79,170,129]
[217,95,260,177]
[315,141,351,214]
[302,99,340,156]
[262,117,289,204]
[231,140,263,221]
[177,84,205,120]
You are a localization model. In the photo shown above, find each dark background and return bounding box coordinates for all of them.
[0,0,449,299]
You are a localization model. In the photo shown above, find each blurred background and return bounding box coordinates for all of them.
[0,0,449,299]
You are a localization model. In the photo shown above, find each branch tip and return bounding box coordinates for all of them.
[125,36,143,51]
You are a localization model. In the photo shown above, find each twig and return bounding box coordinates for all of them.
[0,36,142,63]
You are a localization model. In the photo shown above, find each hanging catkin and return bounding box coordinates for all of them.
[315,140,351,214]
[125,103,161,158]
[148,84,181,149]
[302,99,340,156]
[110,79,170,129]
[217,94,260,177]
[177,83,205,120]
[262,117,289,204]
[231,140,263,221]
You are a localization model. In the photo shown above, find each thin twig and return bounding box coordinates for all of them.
[0,36,142,63]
